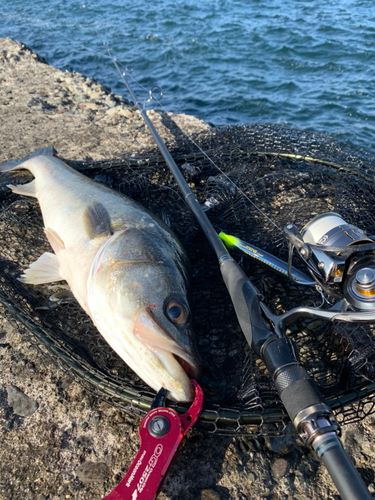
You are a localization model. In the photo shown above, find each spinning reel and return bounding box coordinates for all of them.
[261,212,375,333]
[285,212,375,308]
[219,212,375,333]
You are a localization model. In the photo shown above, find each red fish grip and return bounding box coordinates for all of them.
[103,380,203,500]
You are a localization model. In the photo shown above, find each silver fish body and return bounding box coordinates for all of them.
[1,154,198,401]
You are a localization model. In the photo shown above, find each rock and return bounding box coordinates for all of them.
[76,461,110,484]
[80,102,99,111]
[5,418,14,431]
[74,94,87,103]
[271,458,290,480]
[89,90,104,100]
[105,106,121,117]
[104,97,117,108]
[200,488,221,500]
[119,108,134,119]
[264,431,295,453]
[247,472,256,484]
[105,106,133,118]
[6,384,38,417]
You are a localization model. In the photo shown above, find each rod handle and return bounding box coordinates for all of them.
[219,258,275,355]
[262,338,372,500]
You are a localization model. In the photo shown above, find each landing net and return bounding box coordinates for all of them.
[1,123,375,435]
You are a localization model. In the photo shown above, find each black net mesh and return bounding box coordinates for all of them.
[1,123,375,435]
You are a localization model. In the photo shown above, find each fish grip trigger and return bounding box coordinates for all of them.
[103,381,203,500]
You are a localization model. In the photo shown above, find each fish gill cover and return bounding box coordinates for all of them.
[1,122,375,435]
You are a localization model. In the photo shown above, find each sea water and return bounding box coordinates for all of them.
[2,0,375,153]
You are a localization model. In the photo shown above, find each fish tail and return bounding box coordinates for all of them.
[0,146,55,172]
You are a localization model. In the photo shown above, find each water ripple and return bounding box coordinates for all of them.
[1,0,375,153]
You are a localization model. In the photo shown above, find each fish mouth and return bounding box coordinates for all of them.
[133,308,199,397]
[173,354,197,378]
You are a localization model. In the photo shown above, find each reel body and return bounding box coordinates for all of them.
[287,212,375,312]
[252,212,375,336]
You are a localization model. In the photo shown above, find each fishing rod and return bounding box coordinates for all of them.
[111,62,372,499]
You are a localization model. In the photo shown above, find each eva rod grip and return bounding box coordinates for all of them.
[318,435,372,500]
[219,259,275,354]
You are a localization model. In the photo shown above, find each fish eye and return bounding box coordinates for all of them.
[166,301,188,324]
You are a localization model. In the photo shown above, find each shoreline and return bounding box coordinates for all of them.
[0,37,210,163]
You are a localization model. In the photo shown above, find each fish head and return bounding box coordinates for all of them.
[87,226,199,402]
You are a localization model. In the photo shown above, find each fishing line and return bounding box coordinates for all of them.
[102,42,283,235]
[154,99,284,234]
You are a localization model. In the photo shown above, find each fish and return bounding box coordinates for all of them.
[0,149,199,402]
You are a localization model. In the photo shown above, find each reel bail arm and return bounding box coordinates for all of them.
[283,223,312,259]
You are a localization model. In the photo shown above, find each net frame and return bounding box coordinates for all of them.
[1,123,375,435]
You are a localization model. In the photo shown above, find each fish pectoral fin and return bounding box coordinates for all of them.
[18,252,64,284]
[83,202,113,240]
[45,227,66,253]
[7,180,37,198]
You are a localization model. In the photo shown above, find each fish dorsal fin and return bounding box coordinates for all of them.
[83,202,113,240]
[45,227,66,253]
[18,252,64,284]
